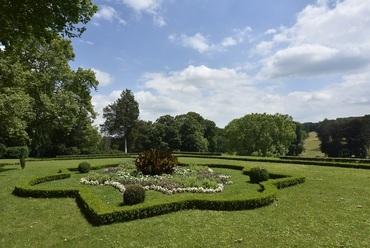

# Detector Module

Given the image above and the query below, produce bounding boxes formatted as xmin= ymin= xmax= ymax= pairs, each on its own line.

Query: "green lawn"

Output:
xmin=1 ymin=157 xmax=369 ymax=247
xmin=301 ymin=132 xmax=325 ymax=157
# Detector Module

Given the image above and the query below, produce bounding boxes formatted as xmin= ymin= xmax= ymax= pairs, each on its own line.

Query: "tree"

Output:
xmin=0 ymin=88 xmax=34 ymax=146
xmin=101 ymin=89 xmax=140 ymax=153
xmin=287 ymin=122 xmax=307 ymax=156
xmin=317 ymin=115 xmax=370 ymax=158
xmin=224 ymin=113 xmax=297 ymax=156
xmin=0 ymin=35 xmax=100 ymax=156
xmin=175 ymin=113 xmax=208 ymax=152
xmin=147 ymin=115 xmax=181 ymax=150
xmin=0 ymin=0 xmax=97 ymax=48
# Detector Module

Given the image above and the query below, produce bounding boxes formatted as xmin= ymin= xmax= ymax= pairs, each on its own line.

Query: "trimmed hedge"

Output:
xmin=179 ymin=155 xmax=370 ymax=170
xmin=13 ymin=163 xmax=305 ymax=226
xmin=12 ymin=168 xmax=79 ymax=198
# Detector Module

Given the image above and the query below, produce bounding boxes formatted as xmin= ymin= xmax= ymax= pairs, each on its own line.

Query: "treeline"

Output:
xmin=100 ymin=111 xmax=306 ymax=157
xmin=316 ymin=115 xmax=370 ymax=158
xmin=97 ymin=90 xmax=306 ymax=157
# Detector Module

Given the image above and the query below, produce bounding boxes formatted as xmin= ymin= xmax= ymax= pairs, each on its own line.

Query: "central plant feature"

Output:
xmin=135 ymin=148 xmax=178 ymax=175
xmin=80 ymin=162 xmax=232 ymax=195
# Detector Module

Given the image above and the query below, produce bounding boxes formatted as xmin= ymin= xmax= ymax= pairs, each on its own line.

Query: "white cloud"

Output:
xmin=264 ymin=29 xmax=277 ymax=35
xmin=171 ymin=27 xmax=251 ymax=53
xmin=256 ymin=0 xmax=370 ymax=79
xmin=221 ymin=37 xmax=237 ymax=47
xmin=122 ymin=0 xmax=166 ymax=26
xmin=94 ymin=5 xmax=126 ymax=24
xmin=91 ymin=64 xmax=370 ymax=128
xmin=133 ymin=65 xmax=276 ymax=127
xmin=92 ymin=91 xmax=122 ymax=126
xmin=91 ymin=68 xmax=114 ymax=87
xmin=180 ymin=33 xmax=211 ymax=53
xmin=284 ymin=68 xmax=370 ymax=122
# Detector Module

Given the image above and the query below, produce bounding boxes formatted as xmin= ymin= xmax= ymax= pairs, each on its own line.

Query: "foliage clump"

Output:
xmin=249 ymin=167 xmax=269 ymax=184
xmin=135 ymin=148 xmax=178 ymax=175
xmin=19 ymin=147 xmax=28 ymax=170
xmin=123 ymin=184 xmax=146 ymax=206
xmin=78 ymin=162 xmax=91 ymax=173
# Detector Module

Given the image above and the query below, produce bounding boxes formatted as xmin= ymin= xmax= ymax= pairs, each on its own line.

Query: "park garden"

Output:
xmin=1 ymin=145 xmax=370 ymax=247
xmin=1 ymin=1 xmax=370 ymax=247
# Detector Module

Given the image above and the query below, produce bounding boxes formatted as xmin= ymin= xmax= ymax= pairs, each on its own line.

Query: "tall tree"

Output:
xmin=148 ymin=115 xmax=181 ymax=150
xmin=0 ymin=0 xmax=97 ymax=48
xmin=317 ymin=115 xmax=370 ymax=158
xmin=0 ymin=35 xmax=100 ymax=156
xmin=224 ymin=113 xmax=297 ymax=156
xmin=175 ymin=113 xmax=208 ymax=152
xmin=101 ymin=89 xmax=140 ymax=153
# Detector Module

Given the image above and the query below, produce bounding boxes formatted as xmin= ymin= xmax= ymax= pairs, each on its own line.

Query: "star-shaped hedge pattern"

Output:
xmin=13 ymin=164 xmax=305 ymax=226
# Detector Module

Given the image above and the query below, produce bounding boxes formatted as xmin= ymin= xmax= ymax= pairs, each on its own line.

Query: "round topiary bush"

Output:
xmin=78 ymin=162 xmax=91 ymax=173
xmin=249 ymin=167 xmax=269 ymax=184
xmin=123 ymin=184 xmax=146 ymax=206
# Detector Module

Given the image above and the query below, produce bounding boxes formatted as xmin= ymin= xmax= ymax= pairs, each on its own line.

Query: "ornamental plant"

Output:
xmin=78 ymin=162 xmax=91 ymax=173
xmin=123 ymin=184 xmax=146 ymax=205
xmin=135 ymin=148 xmax=178 ymax=176
xmin=249 ymin=167 xmax=269 ymax=184
xmin=19 ymin=147 xmax=28 ymax=170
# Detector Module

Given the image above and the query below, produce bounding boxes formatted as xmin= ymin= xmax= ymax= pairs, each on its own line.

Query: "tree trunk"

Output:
xmin=124 ymin=137 xmax=127 ymax=153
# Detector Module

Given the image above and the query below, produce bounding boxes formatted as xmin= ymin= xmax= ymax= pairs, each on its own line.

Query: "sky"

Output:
xmin=70 ymin=0 xmax=370 ymax=128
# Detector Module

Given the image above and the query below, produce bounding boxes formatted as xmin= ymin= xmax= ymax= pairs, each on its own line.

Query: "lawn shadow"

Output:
xmin=0 ymin=167 xmax=19 ymax=174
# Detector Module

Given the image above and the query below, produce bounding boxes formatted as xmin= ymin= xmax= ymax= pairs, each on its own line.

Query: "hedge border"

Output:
xmin=13 ymin=163 xmax=305 ymax=226
xmin=179 ymin=155 xmax=370 ymax=170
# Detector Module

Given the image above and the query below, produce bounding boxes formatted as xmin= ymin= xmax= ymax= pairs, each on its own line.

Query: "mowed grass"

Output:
xmin=1 ymin=157 xmax=370 ymax=247
xmin=301 ymin=131 xmax=325 ymax=157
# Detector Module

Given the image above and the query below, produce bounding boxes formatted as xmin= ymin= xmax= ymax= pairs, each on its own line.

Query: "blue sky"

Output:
xmin=70 ymin=0 xmax=370 ymax=128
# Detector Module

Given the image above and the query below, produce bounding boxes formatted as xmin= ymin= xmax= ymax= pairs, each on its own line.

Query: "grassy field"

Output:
xmin=300 ymin=132 xmax=325 ymax=157
xmin=1 ymin=157 xmax=369 ymax=247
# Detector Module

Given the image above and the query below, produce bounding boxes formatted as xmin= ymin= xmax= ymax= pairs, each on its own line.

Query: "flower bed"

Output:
xmin=80 ymin=163 xmax=233 ymax=194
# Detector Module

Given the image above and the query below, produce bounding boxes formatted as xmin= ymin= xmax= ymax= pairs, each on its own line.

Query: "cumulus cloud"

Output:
xmin=221 ymin=37 xmax=237 ymax=47
xmin=122 ymin=0 xmax=166 ymax=26
xmin=284 ymin=68 xmax=370 ymax=122
xmin=92 ymin=65 xmax=370 ymax=127
xmin=91 ymin=68 xmax=114 ymax=87
xmin=92 ymin=91 xmax=122 ymax=126
xmin=171 ymin=27 xmax=252 ymax=53
xmin=90 ymin=0 xmax=370 ymax=127
xmin=256 ymin=0 xmax=370 ymax=79
xmin=94 ymin=5 xmax=126 ymax=25
xmin=132 ymin=65 xmax=283 ymax=127
xmin=179 ymin=33 xmax=211 ymax=53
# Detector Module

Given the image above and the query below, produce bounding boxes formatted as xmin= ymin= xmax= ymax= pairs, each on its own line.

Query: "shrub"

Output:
xmin=3 ymin=146 xmax=29 ymax=159
xmin=135 ymin=148 xmax=178 ymax=175
xmin=0 ymin=144 xmax=6 ymax=158
xmin=123 ymin=184 xmax=146 ymax=206
xmin=249 ymin=167 xmax=269 ymax=184
xmin=78 ymin=162 xmax=91 ymax=173
xmin=20 ymin=147 xmax=28 ymax=170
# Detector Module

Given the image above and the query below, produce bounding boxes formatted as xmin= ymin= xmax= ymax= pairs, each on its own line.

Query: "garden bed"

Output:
xmin=13 ymin=163 xmax=305 ymax=225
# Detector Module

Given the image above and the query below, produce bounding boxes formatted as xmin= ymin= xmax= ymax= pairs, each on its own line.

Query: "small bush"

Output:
xmin=0 ymin=144 xmax=6 ymax=158
xmin=78 ymin=162 xmax=91 ymax=173
xmin=123 ymin=184 xmax=146 ymax=206
xmin=135 ymin=148 xmax=178 ymax=175
xmin=249 ymin=167 xmax=269 ymax=184
xmin=3 ymin=146 xmax=29 ymax=159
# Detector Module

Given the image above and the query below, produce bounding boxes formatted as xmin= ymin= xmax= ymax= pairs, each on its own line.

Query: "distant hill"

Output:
xmin=300 ymin=132 xmax=325 ymax=157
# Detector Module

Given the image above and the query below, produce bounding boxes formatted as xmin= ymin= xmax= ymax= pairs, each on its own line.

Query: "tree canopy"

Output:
xmin=224 ymin=113 xmax=297 ymax=156
xmin=0 ymin=35 xmax=100 ymax=156
xmin=317 ymin=115 xmax=370 ymax=158
xmin=101 ymin=89 xmax=140 ymax=153
xmin=0 ymin=0 xmax=97 ymax=48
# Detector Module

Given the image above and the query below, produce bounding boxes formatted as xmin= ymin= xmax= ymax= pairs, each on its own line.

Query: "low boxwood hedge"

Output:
xmin=13 ymin=163 xmax=305 ymax=226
